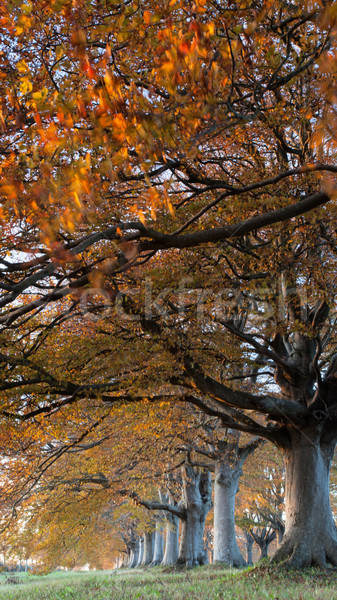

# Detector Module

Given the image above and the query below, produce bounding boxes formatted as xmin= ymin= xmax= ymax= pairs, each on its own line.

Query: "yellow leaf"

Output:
xmin=138 ymin=210 xmax=146 ymax=225
xmin=205 ymin=23 xmax=215 ymax=36
xmin=112 ymin=113 xmax=127 ymax=132
xmin=161 ymin=61 xmax=175 ymax=75
xmin=167 ymin=200 xmax=175 ymax=217
xmin=20 ymin=78 xmax=33 ymax=94
xmin=73 ymin=192 xmax=81 ymax=208
xmin=17 ymin=60 xmax=29 ymax=74
xmin=66 ymin=219 xmax=75 ymax=233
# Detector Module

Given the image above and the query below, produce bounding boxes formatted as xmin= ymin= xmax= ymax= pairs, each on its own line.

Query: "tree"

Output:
xmin=1 ymin=0 xmax=337 ymax=569
xmin=178 ymin=425 xmax=262 ymax=566
xmin=176 ymin=462 xmax=212 ymax=567
xmin=132 ymin=460 xmax=213 ymax=567
xmin=212 ymin=433 xmax=260 ymax=566
xmin=250 ymin=525 xmax=277 ymax=561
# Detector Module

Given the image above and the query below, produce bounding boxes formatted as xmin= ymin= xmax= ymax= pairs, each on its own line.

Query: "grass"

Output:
xmin=0 ymin=564 xmax=336 ymax=600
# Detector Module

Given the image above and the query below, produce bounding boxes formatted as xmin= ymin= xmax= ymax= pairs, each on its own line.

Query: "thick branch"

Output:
xmin=140 ymin=190 xmax=330 ymax=251
xmin=130 ymin=493 xmax=186 ymax=520
xmin=183 ymin=356 xmax=307 ymax=423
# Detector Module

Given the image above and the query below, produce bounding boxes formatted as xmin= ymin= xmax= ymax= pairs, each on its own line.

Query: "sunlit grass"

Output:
xmin=0 ymin=564 xmax=336 ymax=600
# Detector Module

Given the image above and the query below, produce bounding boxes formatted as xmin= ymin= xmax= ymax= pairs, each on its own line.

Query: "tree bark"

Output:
xmin=142 ymin=531 xmax=155 ymax=566
xmin=128 ymin=538 xmax=140 ymax=568
xmin=152 ymin=521 xmax=164 ymax=565
xmin=213 ymin=461 xmax=246 ymax=566
xmin=157 ymin=488 xmax=180 ymax=566
xmin=177 ymin=464 xmax=212 ymax=567
xmin=162 ymin=513 xmax=180 ymax=565
xmin=273 ymin=430 xmax=337 ymax=567
xmin=136 ymin=538 xmax=144 ymax=567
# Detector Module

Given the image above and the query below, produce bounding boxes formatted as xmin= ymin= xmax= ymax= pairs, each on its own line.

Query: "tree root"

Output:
xmin=272 ymin=533 xmax=337 ymax=568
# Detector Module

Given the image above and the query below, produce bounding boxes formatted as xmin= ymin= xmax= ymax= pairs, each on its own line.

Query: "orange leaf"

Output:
xmin=143 ymin=10 xmax=151 ymax=25
xmin=178 ymin=41 xmax=190 ymax=56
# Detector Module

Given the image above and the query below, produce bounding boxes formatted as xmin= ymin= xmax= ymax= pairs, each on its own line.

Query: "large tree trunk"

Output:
xmin=178 ymin=510 xmax=206 ymax=567
xmin=273 ymin=431 xmax=337 ymax=567
xmin=136 ymin=538 xmax=144 ymax=567
xmin=128 ymin=539 xmax=140 ymax=568
xmin=162 ymin=514 xmax=180 ymax=565
xmin=213 ymin=461 xmax=246 ymax=566
xmin=142 ymin=531 xmax=155 ymax=566
xmin=152 ymin=521 xmax=164 ymax=565
xmin=159 ymin=488 xmax=180 ymax=565
xmin=177 ymin=465 xmax=212 ymax=567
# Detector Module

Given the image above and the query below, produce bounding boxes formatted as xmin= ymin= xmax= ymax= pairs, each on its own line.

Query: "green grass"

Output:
xmin=0 ymin=564 xmax=336 ymax=600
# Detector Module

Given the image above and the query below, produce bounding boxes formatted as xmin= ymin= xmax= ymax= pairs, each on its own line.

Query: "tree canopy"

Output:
xmin=1 ymin=0 xmax=336 ymax=329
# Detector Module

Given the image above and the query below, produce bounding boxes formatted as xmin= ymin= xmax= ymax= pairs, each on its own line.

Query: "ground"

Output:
xmin=0 ymin=564 xmax=336 ymax=600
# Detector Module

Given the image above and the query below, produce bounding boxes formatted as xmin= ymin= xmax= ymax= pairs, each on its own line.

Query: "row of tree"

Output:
xmin=3 ymin=396 xmax=335 ymax=571
xmin=0 ymin=401 xmax=288 ymax=570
